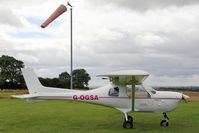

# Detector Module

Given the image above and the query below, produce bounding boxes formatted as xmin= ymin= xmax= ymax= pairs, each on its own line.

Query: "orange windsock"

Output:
xmin=41 ymin=4 xmax=67 ymax=28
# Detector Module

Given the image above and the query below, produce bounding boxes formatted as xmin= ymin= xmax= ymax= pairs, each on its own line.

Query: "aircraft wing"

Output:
xmin=97 ymin=70 xmax=149 ymax=84
xmin=12 ymin=94 xmax=39 ymax=99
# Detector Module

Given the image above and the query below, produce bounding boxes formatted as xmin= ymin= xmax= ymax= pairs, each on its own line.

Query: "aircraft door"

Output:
xmin=127 ymin=85 xmax=152 ymax=111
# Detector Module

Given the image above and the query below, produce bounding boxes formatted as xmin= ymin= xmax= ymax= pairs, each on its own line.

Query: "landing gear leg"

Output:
xmin=160 ymin=112 xmax=169 ymax=127
xmin=123 ymin=113 xmax=133 ymax=129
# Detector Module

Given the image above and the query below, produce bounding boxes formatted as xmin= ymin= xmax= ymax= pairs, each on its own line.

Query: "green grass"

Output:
xmin=0 ymin=99 xmax=199 ymax=133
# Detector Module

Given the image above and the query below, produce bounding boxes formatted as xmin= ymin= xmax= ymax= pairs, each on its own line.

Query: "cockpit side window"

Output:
xmin=127 ymin=85 xmax=151 ymax=98
xmin=135 ymin=85 xmax=151 ymax=97
xmin=108 ymin=87 xmax=119 ymax=96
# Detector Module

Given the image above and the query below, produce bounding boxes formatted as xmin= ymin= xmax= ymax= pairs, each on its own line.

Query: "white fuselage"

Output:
xmin=33 ymin=84 xmax=183 ymax=114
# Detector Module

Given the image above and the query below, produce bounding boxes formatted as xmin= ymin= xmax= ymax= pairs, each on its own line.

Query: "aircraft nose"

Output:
xmin=182 ymin=94 xmax=190 ymax=99
xmin=181 ymin=93 xmax=190 ymax=103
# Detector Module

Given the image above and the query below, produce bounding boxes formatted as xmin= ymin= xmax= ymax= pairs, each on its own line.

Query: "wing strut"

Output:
xmin=131 ymin=77 xmax=136 ymax=112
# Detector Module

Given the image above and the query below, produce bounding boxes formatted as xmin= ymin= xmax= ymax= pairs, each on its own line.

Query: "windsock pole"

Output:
xmin=70 ymin=7 xmax=73 ymax=89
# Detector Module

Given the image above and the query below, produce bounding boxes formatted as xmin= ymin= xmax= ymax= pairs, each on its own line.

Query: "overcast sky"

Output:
xmin=1 ymin=0 xmax=199 ymax=87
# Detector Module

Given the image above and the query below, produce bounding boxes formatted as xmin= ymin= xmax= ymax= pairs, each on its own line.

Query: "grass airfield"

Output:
xmin=0 ymin=98 xmax=199 ymax=133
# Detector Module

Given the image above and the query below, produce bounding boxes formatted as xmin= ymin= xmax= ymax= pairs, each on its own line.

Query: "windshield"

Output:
xmin=142 ymin=84 xmax=156 ymax=94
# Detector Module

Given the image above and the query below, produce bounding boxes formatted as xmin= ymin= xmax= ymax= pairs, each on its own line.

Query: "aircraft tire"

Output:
xmin=124 ymin=116 xmax=133 ymax=122
xmin=160 ymin=120 xmax=169 ymax=127
xmin=128 ymin=116 xmax=133 ymax=122
xmin=123 ymin=121 xmax=133 ymax=129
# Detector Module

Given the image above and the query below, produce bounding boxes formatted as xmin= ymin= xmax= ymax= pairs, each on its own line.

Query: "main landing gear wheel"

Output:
xmin=128 ymin=116 xmax=133 ymax=122
xmin=123 ymin=121 xmax=133 ymax=129
xmin=160 ymin=112 xmax=169 ymax=127
xmin=124 ymin=116 xmax=133 ymax=122
xmin=123 ymin=114 xmax=133 ymax=129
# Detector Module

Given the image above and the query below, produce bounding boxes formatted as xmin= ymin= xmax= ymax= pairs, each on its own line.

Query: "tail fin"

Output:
xmin=22 ymin=68 xmax=44 ymax=94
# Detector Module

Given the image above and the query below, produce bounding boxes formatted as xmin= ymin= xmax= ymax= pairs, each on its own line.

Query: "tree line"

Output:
xmin=0 ymin=55 xmax=91 ymax=89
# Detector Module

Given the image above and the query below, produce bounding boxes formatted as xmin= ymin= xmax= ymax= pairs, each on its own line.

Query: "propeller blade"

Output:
xmin=182 ymin=94 xmax=190 ymax=103
xmin=41 ymin=4 xmax=67 ymax=28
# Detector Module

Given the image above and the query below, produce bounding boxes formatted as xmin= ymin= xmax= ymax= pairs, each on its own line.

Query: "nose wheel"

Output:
xmin=123 ymin=113 xmax=133 ymax=129
xmin=160 ymin=112 xmax=169 ymax=127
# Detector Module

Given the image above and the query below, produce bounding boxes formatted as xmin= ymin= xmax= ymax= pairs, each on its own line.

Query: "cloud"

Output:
xmin=1 ymin=0 xmax=199 ymax=87
xmin=0 ymin=7 xmax=23 ymax=27
xmin=88 ymin=0 xmax=199 ymax=11
xmin=145 ymin=74 xmax=199 ymax=86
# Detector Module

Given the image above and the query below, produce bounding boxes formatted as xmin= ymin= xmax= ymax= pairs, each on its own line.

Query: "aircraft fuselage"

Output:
xmin=34 ymin=84 xmax=183 ymax=114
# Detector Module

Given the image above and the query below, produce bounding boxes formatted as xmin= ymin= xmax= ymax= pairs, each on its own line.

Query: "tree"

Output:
xmin=59 ymin=72 xmax=70 ymax=88
xmin=0 ymin=75 xmax=3 ymax=90
xmin=0 ymin=55 xmax=25 ymax=89
xmin=59 ymin=72 xmax=70 ymax=81
xmin=39 ymin=69 xmax=91 ymax=89
xmin=39 ymin=72 xmax=70 ymax=89
xmin=72 ymin=69 xmax=91 ymax=89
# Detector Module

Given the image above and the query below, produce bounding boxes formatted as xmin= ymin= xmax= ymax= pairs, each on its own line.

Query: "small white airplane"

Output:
xmin=12 ymin=68 xmax=190 ymax=129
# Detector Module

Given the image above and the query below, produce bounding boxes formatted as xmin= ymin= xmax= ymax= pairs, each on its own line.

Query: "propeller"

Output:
xmin=181 ymin=94 xmax=190 ymax=103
